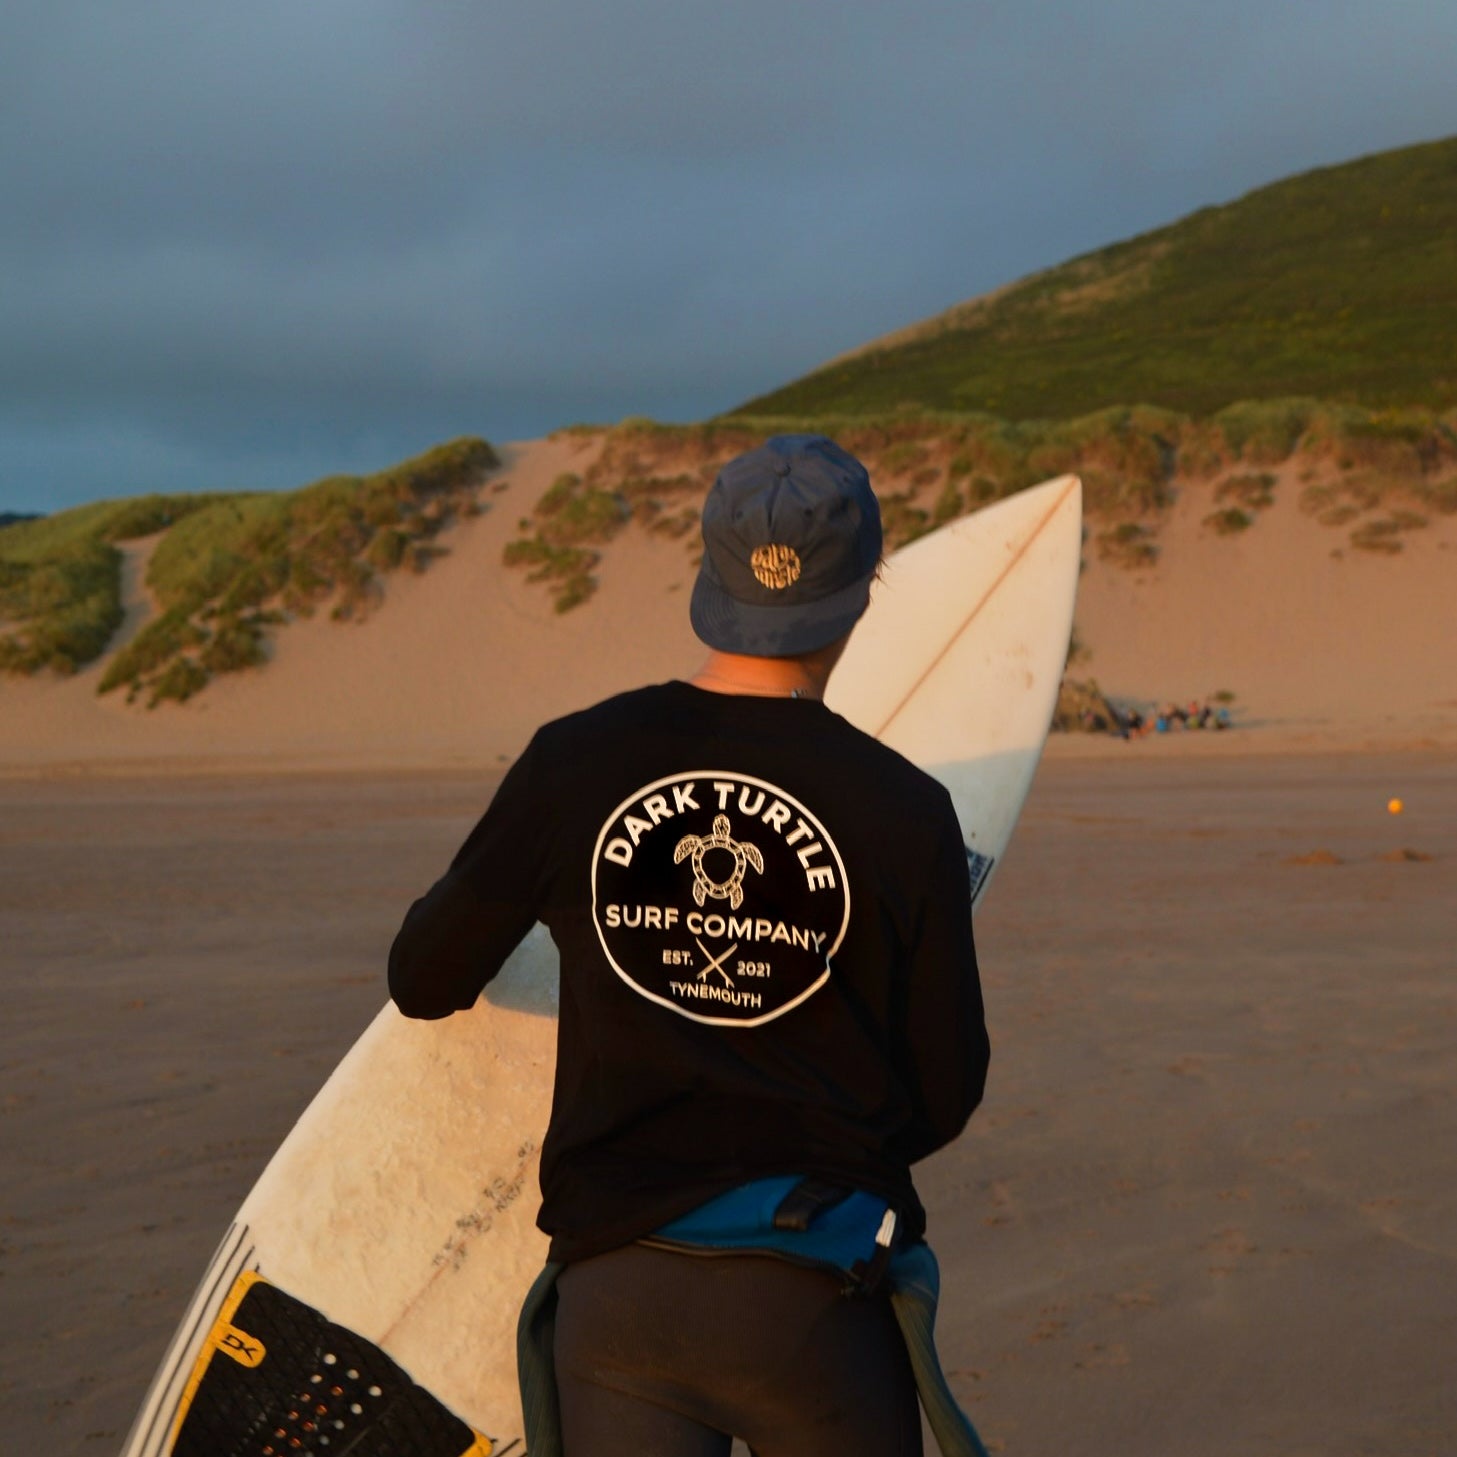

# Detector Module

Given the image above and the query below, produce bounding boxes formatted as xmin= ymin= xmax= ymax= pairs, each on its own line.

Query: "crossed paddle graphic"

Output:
xmin=695 ymin=938 xmax=738 ymax=988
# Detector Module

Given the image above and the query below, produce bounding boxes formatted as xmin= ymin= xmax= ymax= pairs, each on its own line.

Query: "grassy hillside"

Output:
xmin=0 ymin=438 xmax=497 ymax=703
xmin=733 ymin=136 xmax=1457 ymax=421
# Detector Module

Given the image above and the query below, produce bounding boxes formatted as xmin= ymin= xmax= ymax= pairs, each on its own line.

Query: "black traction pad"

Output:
xmin=172 ymin=1271 xmax=494 ymax=1456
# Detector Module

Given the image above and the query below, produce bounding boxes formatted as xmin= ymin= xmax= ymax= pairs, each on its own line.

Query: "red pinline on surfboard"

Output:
xmin=871 ymin=475 xmax=1080 ymax=741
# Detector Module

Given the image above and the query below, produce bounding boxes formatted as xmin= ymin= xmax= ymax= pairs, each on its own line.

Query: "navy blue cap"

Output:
xmin=690 ymin=435 xmax=882 ymax=657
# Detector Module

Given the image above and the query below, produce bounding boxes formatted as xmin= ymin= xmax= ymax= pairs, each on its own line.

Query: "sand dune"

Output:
xmin=2 ymin=440 xmax=1454 ymax=775
xmin=1072 ymin=462 xmax=1457 ymax=748
xmin=0 ymin=438 xmax=704 ymax=775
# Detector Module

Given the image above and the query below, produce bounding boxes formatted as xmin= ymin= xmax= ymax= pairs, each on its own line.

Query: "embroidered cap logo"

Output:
xmin=750 ymin=544 xmax=801 ymax=590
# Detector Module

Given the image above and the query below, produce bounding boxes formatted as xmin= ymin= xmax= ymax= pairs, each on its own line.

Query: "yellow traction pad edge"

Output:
xmin=170 ymin=1269 xmax=496 ymax=1456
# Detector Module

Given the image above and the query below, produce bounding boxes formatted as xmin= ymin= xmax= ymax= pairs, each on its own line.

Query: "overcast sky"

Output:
xmin=4 ymin=1 xmax=1454 ymax=514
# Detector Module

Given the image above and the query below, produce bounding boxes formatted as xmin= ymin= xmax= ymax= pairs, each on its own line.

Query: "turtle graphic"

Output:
xmin=673 ymin=814 xmax=764 ymax=909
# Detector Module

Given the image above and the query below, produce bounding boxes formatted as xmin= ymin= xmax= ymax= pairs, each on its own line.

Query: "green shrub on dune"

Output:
xmin=1211 ymin=399 xmax=1321 ymax=465
xmin=1203 ymin=507 xmax=1254 ymax=536
xmin=1096 ymin=520 xmax=1159 ymax=567
xmin=201 ymin=614 xmax=273 ymax=674
xmin=147 ymin=656 xmax=210 ymax=706
xmin=500 ymin=470 xmax=632 ymax=611
xmin=510 ymin=397 xmax=1456 ymax=606
xmin=877 ymin=493 xmax=932 ymax=549
xmin=0 ymin=538 xmax=124 ymax=675
xmin=502 ymin=538 xmax=603 ymax=613
xmin=145 ymin=493 xmax=291 ymax=617
xmin=1216 ymin=473 xmax=1277 ymax=511
xmin=0 ymin=494 xmax=216 ymax=677
xmin=97 ymin=607 xmax=207 ymax=695
xmin=1024 ymin=406 xmax=1179 ymax=517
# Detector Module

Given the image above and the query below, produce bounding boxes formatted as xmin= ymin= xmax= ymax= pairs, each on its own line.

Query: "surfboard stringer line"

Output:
xmin=873 ymin=474 xmax=1080 ymax=741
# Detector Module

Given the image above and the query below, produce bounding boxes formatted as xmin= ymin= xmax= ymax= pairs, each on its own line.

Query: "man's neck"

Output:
xmin=690 ymin=642 xmax=845 ymax=701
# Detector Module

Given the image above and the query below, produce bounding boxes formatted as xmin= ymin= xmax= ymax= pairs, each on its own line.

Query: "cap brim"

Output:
xmin=690 ymin=564 xmax=874 ymax=657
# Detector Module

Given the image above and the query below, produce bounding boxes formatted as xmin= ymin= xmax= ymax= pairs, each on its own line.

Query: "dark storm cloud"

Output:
xmin=3 ymin=0 xmax=1455 ymax=510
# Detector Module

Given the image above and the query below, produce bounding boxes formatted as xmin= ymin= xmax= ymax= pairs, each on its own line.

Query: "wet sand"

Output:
xmin=3 ymin=752 xmax=1454 ymax=1454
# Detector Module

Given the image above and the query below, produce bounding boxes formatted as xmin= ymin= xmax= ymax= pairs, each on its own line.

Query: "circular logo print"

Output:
xmin=591 ymin=771 xmax=849 ymax=1026
xmin=750 ymin=544 xmax=802 ymax=590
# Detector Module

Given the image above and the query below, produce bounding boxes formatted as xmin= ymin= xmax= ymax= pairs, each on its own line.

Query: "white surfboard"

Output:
xmin=120 ymin=474 xmax=1081 ymax=1457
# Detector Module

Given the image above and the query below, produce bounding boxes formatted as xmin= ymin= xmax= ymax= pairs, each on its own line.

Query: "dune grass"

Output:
xmin=513 ymin=399 xmax=1456 ymax=608
xmin=1203 ymin=507 xmax=1254 ymax=536
xmin=104 ymin=436 xmax=497 ymax=703
xmin=0 ymin=494 xmax=220 ymax=676
xmin=0 ymin=437 xmax=497 ymax=704
xmin=0 ymin=538 xmax=125 ymax=676
xmin=1347 ymin=511 xmax=1430 ymax=555
xmin=503 ymin=433 xmax=723 ymax=608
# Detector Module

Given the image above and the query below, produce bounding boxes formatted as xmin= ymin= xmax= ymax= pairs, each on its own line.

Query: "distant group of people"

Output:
xmin=1121 ymin=700 xmax=1233 ymax=736
xmin=1064 ymin=697 xmax=1235 ymax=738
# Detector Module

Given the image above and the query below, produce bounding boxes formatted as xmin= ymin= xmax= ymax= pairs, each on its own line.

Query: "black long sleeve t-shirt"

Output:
xmin=389 ymin=681 xmax=988 ymax=1262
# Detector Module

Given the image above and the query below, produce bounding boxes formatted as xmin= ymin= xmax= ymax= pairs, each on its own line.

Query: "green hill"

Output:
xmin=733 ymin=136 xmax=1457 ymax=421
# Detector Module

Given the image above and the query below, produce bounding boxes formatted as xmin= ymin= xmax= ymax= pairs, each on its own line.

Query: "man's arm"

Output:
xmin=388 ymin=741 xmax=547 ymax=1019
xmin=895 ymin=801 xmax=990 ymax=1164
xmin=388 ymin=873 xmax=536 ymax=1018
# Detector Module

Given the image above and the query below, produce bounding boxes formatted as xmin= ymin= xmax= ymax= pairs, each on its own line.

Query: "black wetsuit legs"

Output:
xmin=553 ymin=1243 xmax=922 ymax=1457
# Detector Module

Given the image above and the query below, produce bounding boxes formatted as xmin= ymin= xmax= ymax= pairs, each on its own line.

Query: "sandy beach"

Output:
xmin=2 ymin=750 xmax=1453 ymax=1455
xmin=2 ymin=437 xmax=1455 ymax=1453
